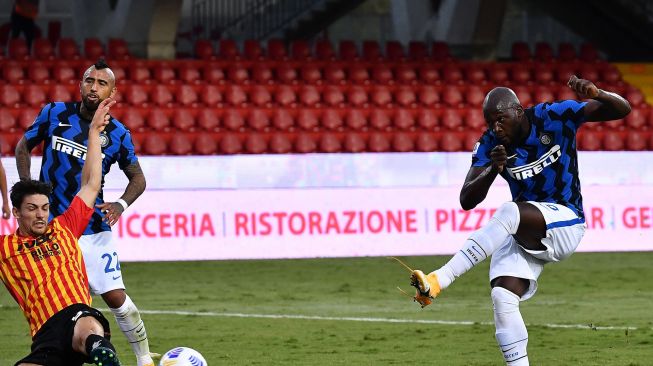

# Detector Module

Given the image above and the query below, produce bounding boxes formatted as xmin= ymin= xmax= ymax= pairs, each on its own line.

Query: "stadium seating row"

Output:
xmin=0 ymin=59 xmax=623 ymax=87
xmin=2 ymin=37 xmax=130 ymax=61
xmin=1 ymin=83 xmax=643 ymax=109
xmin=511 ymin=42 xmax=601 ymax=62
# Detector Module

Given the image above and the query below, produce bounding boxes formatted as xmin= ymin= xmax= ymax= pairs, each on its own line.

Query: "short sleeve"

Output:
xmin=471 ymin=133 xmax=495 ymax=167
xmin=117 ymin=129 xmax=138 ymax=170
xmin=24 ymin=103 xmax=53 ymax=150
xmin=55 ymin=196 xmax=94 ymax=238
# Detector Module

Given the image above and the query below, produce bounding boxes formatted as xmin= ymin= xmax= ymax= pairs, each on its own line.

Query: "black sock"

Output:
xmin=85 ymin=334 xmax=116 ymax=355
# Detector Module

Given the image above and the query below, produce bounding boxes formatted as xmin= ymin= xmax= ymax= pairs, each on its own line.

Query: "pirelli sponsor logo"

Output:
xmin=507 ymin=145 xmax=561 ymax=180
xmin=52 ymin=136 xmax=105 ymax=160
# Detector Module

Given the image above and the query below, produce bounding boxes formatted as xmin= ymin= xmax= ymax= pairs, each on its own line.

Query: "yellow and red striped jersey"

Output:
xmin=0 ymin=196 xmax=94 ymax=337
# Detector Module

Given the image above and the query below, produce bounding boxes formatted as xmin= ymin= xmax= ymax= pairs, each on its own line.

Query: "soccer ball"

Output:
xmin=159 ymin=347 xmax=207 ymax=366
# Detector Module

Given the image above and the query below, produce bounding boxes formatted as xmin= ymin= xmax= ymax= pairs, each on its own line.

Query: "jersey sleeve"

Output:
xmin=471 ymin=132 xmax=494 ymax=167
xmin=544 ymin=100 xmax=587 ymax=129
xmin=55 ymin=196 xmax=94 ymax=238
xmin=23 ymin=103 xmax=54 ymax=150
xmin=117 ymin=129 xmax=138 ymax=170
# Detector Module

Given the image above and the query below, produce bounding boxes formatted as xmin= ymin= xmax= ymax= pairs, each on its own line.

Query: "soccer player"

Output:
xmin=14 ymin=60 xmax=155 ymax=366
xmin=1 ymin=98 xmax=121 ymax=366
xmin=0 ymin=158 xmax=10 ymax=219
xmin=409 ymin=75 xmax=631 ymax=365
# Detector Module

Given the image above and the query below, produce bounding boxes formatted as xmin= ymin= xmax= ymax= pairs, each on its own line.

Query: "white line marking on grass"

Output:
xmin=99 ymin=308 xmax=637 ymax=331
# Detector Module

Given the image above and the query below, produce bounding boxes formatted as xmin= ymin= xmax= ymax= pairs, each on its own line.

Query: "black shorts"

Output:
xmin=15 ymin=303 xmax=111 ymax=366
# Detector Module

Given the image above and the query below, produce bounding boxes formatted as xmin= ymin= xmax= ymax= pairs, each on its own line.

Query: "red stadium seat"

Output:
xmin=442 ymin=65 xmax=463 ymax=85
xmin=129 ymin=64 xmax=152 ymax=83
xmin=442 ymin=87 xmax=464 ymax=108
xmin=415 ymin=132 xmax=438 ymax=151
xmin=533 ymin=64 xmax=554 ymax=84
xmin=142 ymin=134 xmax=168 ymax=155
xmin=269 ymin=133 xmax=293 ymax=153
xmin=272 ymin=109 xmax=295 ymax=131
xmin=169 ymin=133 xmax=194 ymax=155
xmin=219 ymin=40 xmax=240 ymax=59
xmin=511 ymin=42 xmax=531 ymax=61
xmin=250 ymin=85 xmax=273 ymax=107
xmin=601 ymin=67 xmax=621 ymax=84
xmin=84 ymin=38 xmax=105 ymax=60
xmin=440 ymin=131 xmax=464 ymax=152
xmin=154 ymin=63 xmax=176 ymax=84
xmin=408 ymin=41 xmax=428 ymax=60
xmin=345 ymin=109 xmax=368 ymax=131
xmin=578 ymin=65 xmax=599 ymax=82
xmin=244 ymin=133 xmax=268 ymax=154
xmin=440 ymin=109 xmax=464 ymax=131
xmin=0 ymin=85 xmax=22 ymax=107
xmin=201 ymin=84 xmax=223 ymax=106
xmin=52 ymin=63 xmax=77 ymax=84
xmin=300 ymin=64 xmax=322 ymax=84
xmin=625 ymin=130 xmax=648 ymax=151
xmin=277 ymin=64 xmax=299 ymax=84
xmin=321 ymin=109 xmax=344 ymax=130
xmin=196 ymin=109 xmax=220 ymax=131
xmin=513 ymin=86 xmax=533 ymax=107
xmin=275 ymin=85 xmax=297 ymax=107
xmin=395 ymin=87 xmax=417 ymax=108
xmin=369 ymin=109 xmax=391 ymax=131
xmin=418 ymin=86 xmax=440 ymax=107
xmin=510 ymin=65 xmax=531 ymax=84
xmin=324 ymin=64 xmax=346 ymax=84
xmin=172 ymin=108 xmax=196 ymax=131
xmin=488 ymin=65 xmax=509 ymax=84
xmin=33 ymin=38 xmax=55 ymax=59
xmin=343 ymin=132 xmax=366 ymax=152
xmin=8 ymin=38 xmax=29 ymax=59
xmin=28 ymin=63 xmax=50 ymax=83
xmin=362 ymin=40 xmax=382 ymax=61
xmin=295 ymin=133 xmax=317 ymax=153
xmin=3 ymin=62 xmax=25 ymax=84
xmin=534 ymin=42 xmax=554 ymax=62
xmin=431 ymin=42 xmax=451 ymax=60
xmin=368 ymin=132 xmax=390 ymax=152
xmin=417 ymin=109 xmax=439 ymax=130
xmin=579 ymin=43 xmax=600 ymax=62
xmin=577 ymin=130 xmax=602 ymax=151
xmin=347 ymin=86 xmax=369 ymax=107
xmin=394 ymin=109 xmax=416 ymax=130
xmin=386 ymin=41 xmax=405 ymax=61
xmin=465 ymin=65 xmax=486 ymax=84
xmin=147 ymin=109 xmax=171 ymax=130
xmin=395 ymin=65 xmax=417 ymax=85
xmin=251 ymin=64 xmax=273 ymax=84
xmin=291 ymin=40 xmax=311 ymax=60
xmin=322 ymin=86 xmax=345 ymax=107
xmin=23 ymin=85 xmax=47 ymax=107
xmin=315 ymin=40 xmax=335 ymax=60
xmin=372 ymin=64 xmax=393 ymax=85
xmin=392 ymin=132 xmax=415 ymax=152
xmin=18 ymin=108 xmax=38 ymax=130
xmin=370 ymin=85 xmax=393 ymax=107
xmin=222 ymin=109 xmax=245 ymax=131
xmin=194 ymin=39 xmax=214 ymax=60
xmin=267 ymin=39 xmax=287 ymax=60
xmin=339 ymin=40 xmax=358 ymax=60
xmin=533 ymin=87 xmax=555 ymax=104
xmin=108 ymin=38 xmax=131 ymax=59
xmin=319 ymin=133 xmax=342 ymax=153
xmin=121 ymin=108 xmax=146 ymax=131
xmin=243 ymin=40 xmax=263 ymax=60
xmin=150 ymin=85 xmax=174 ymax=107
xmin=556 ymin=86 xmax=577 ymax=101
xmin=603 ymin=118 xmax=624 ymax=130
xmin=175 ymin=85 xmax=199 ymax=107
xmin=220 ymin=133 xmax=243 ymax=154
xmin=247 ymin=109 xmax=271 ymax=131
xmin=0 ymin=108 xmax=17 ymax=132
xmin=557 ymin=42 xmax=576 ymax=61
xmin=202 ymin=63 xmax=226 ymax=84
xmin=178 ymin=64 xmax=201 ymax=84
xmin=58 ymin=38 xmax=81 ymax=59
xmin=625 ymin=107 xmax=648 ymax=130
xmin=603 ymin=131 xmax=624 ymax=151
xmin=49 ymin=84 xmax=73 ymax=102
xmin=465 ymin=86 xmax=486 ymax=107
xmin=227 ymin=64 xmax=249 ymax=84
xmin=464 ymin=131 xmax=481 ymax=151
xmin=348 ymin=64 xmax=370 ymax=85
xmin=224 ymin=85 xmax=248 ymax=106
xmin=465 ymin=109 xmax=486 ymax=131
xmin=625 ymin=88 xmax=645 ymax=107
xmin=194 ymin=133 xmax=219 ymax=155
xmin=298 ymin=85 xmax=320 ymax=107
xmin=297 ymin=109 xmax=319 ymax=131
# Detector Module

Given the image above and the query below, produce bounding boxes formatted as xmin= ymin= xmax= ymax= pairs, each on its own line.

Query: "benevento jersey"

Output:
xmin=24 ymin=102 xmax=138 ymax=235
xmin=0 ymin=197 xmax=93 ymax=337
xmin=471 ymin=100 xmax=587 ymax=220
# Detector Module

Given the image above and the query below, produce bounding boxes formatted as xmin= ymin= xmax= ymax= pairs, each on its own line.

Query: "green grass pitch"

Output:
xmin=1 ymin=252 xmax=652 ymax=365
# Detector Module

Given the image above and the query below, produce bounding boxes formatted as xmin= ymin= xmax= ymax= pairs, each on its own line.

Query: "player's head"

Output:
xmin=10 ymin=180 xmax=53 ymax=236
xmin=80 ymin=58 xmax=117 ymax=113
xmin=483 ymin=87 xmax=526 ymax=146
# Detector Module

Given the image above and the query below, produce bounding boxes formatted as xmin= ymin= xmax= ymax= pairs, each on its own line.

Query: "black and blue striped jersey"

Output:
xmin=24 ymin=101 xmax=138 ymax=234
xmin=471 ymin=100 xmax=587 ymax=220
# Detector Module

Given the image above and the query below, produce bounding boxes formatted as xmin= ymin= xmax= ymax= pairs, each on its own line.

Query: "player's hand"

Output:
xmin=96 ymin=201 xmax=124 ymax=226
xmin=1 ymin=202 xmax=9 ymax=219
xmin=567 ymin=75 xmax=600 ymax=99
xmin=91 ymin=97 xmax=116 ymax=132
xmin=490 ymin=145 xmax=508 ymax=173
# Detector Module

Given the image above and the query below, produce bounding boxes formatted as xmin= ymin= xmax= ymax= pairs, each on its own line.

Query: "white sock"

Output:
xmin=110 ymin=295 xmax=153 ymax=365
xmin=492 ymin=287 xmax=529 ymax=365
xmin=435 ymin=202 xmax=520 ymax=289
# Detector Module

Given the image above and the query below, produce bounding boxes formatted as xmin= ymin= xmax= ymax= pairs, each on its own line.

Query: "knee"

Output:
xmin=102 ymin=289 xmax=127 ymax=308
xmin=492 ymin=202 xmax=520 ymax=235
xmin=491 ymin=286 xmax=520 ymax=314
xmin=72 ymin=316 xmax=105 ymax=353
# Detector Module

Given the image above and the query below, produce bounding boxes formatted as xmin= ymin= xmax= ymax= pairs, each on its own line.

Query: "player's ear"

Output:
xmin=12 ymin=206 xmax=20 ymax=219
xmin=110 ymin=86 xmax=117 ymax=99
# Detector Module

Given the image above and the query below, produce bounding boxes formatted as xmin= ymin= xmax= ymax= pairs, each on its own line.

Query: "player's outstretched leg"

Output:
xmin=107 ymin=292 xmax=155 ymax=366
xmin=412 ymin=202 xmax=520 ymax=306
xmin=492 ymin=287 xmax=529 ymax=365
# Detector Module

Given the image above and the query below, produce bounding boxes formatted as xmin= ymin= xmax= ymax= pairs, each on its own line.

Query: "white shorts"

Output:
xmin=79 ymin=231 xmax=126 ymax=295
xmin=489 ymin=202 xmax=586 ymax=301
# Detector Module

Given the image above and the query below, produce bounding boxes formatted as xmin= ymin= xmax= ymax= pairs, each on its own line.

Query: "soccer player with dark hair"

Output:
xmin=15 ymin=59 xmax=156 ymax=366
xmin=1 ymin=98 xmax=122 ymax=366
xmin=408 ymin=75 xmax=631 ymax=365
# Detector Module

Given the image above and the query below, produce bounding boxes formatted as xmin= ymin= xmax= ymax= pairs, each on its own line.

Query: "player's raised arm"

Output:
xmin=567 ymin=75 xmax=631 ymax=122
xmin=77 ymin=98 xmax=115 ymax=208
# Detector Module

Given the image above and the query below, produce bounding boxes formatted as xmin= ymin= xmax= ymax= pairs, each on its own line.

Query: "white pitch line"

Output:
xmin=99 ymin=308 xmax=637 ymax=331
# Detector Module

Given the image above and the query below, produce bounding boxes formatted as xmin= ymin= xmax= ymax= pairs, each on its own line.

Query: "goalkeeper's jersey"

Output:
xmin=24 ymin=101 xmax=138 ymax=235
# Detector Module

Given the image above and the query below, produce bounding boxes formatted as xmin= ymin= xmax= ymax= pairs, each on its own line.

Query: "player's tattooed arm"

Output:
xmin=460 ymin=146 xmax=505 ymax=210
xmin=15 ymin=137 xmax=33 ymax=181
xmin=96 ymin=161 xmax=146 ymax=226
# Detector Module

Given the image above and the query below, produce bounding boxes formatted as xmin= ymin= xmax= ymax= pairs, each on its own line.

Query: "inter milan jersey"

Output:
xmin=24 ymin=102 xmax=138 ymax=235
xmin=471 ymin=100 xmax=587 ymax=220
